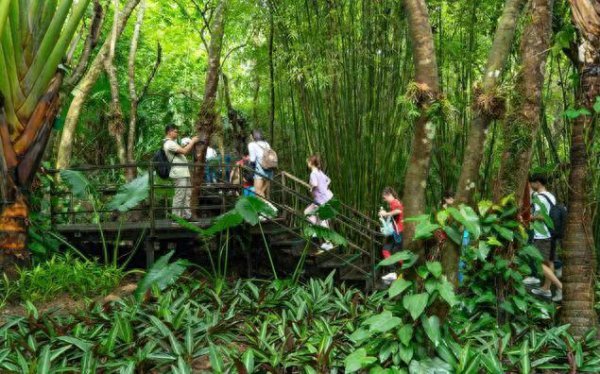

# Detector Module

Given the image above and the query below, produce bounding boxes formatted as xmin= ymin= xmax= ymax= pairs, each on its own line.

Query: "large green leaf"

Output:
xmin=134 ymin=251 xmax=189 ymax=301
xmin=426 ymin=262 xmax=442 ymax=278
xmin=364 ymin=311 xmax=402 ymax=333
xmin=235 ymin=196 xmax=276 ymax=225
xmin=314 ymin=198 xmax=341 ymax=220
xmin=60 ymin=170 xmax=92 ymax=199
xmin=389 ymin=278 xmax=412 ymax=298
xmin=106 ymin=174 xmax=149 ymax=212
xmin=379 ymin=250 xmax=417 ymax=267
xmin=344 ymin=348 xmax=376 ymax=373
xmin=303 ymin=224 xmax=347 ymax=246
xmin=422 ymin=315 xmax=441 ymax=347
xmin=403 ymin=293 xmax=429 ymax=320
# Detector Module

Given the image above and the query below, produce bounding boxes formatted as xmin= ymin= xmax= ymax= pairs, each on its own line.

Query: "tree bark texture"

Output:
xmin=191 ymin=0 xmax=227 ymax=213
xmin=223 ymin=73 xmax=248 ymax=157
xmin=104 ymin=0 xmax=127 ymax=168
xmin=55 ymin=0 xmax=142 ymax=170
xmin=560 ymin=0 xmax=600 ymax=339
xmin=494 ymin=0 xmax=554 ymax=203
xmin=126 ymin=0 xmax=148 ymax=181
xmin=66 ymin=0 xmax=105 ymax=89
xmin=401 ymin=0 xmax=440 ymax=251
xmin=0 ymin=74 xmax=63 ymax=272
xmin=455 ymin=0 xmax=526 ymax=204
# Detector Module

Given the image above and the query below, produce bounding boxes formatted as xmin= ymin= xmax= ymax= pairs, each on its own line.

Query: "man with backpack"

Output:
xmin=527 ymin=174 xmax=564 ymax=302
xmin=160 ymin=124 xmax=200 ymax=220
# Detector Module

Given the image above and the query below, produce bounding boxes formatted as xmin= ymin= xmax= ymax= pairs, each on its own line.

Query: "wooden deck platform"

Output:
xmin=56 ymin=219 xmax=214 ymax=241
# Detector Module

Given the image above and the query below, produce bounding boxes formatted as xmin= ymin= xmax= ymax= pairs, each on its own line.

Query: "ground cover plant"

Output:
xmin=1 ymin=195 xmax=599 ymax=373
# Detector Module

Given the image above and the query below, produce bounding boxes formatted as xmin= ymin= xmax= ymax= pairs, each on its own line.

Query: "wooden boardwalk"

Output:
xmin=49 ymin=164 xmax=384 ymax=288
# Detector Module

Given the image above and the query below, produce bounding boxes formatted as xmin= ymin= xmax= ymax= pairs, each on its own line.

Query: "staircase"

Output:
xmin=240 ymin=168 xmax=384 ymax=290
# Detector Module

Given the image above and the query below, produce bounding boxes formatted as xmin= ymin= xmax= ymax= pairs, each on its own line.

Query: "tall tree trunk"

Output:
xmin=104 ymin=0 xmax=127 ymax=167
xmin=455 ymin=0 xmax=526 ymax=204
xmin=0 ymin=1 xmax=90 ymax=275
xmin=440 ymin=0 xmax=527 ymax=286
xmin=561 ymin=0 xmax=600 ymax=339
xmin=401 ymin=0 xmax=440 ymax=251
xmin=1 ymin=73 xmax=64 ymax=274
xmin=223 ymin=73 xmax=248 ymax=157
xmin=494 ymin=0 xmax=554 ymax=202
xmin=191 ymin=0 xmax=227 ymax=214
xmin=55 ymin=0 xmax=142 ymax=170
xmin=65 ymin=0 xmax=105 ymax=89
xmin=126 ymin=0 xmax=162 ymax=182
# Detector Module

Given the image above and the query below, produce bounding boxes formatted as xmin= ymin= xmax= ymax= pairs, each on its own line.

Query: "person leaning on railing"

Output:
xmin=163 ymin=124 xmax=200 ymax=220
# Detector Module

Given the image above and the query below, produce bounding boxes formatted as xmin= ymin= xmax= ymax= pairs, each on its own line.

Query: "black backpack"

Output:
xmin=153 ymin=144 xmax=171 ymax=179
xmin=538 ymin=193 xmax=567 ymax=240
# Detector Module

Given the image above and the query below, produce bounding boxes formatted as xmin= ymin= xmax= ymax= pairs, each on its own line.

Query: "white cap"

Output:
xmin=181 ymin=137 xmax=192 ymax=146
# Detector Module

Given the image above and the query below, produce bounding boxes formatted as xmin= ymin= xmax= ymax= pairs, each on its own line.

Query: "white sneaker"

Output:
xmin=552 ymin=289 xmax=563 ymax=302
xmin=531 ymin=288 xmax=552 ymax=298
xmin=555 ymin=267 xmax=562 ymax=278
xmin=320 ymin=242 xmax=334 ymax=251
xmin=381 ymin=272 xmax=397 ymax=284
xmin=523 ymin=277 xmax=541 ymax=286
xmin=259 ymin=216 xmax=268 ymax=222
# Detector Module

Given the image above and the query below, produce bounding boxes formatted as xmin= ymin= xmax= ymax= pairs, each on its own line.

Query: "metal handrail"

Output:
xmin=240 ymin=165 xmax=382 ymax=238
xmin=279 ymin=171 xmax=382 ymax=228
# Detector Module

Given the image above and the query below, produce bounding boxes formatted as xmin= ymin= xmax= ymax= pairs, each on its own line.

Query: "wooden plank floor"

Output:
xmin=56 ymin=219 xmax=214 ymax=240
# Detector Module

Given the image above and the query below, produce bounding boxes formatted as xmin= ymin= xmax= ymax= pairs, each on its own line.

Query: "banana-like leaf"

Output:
xmin=0 ymin=1 xmax=11 ymax=42
xmin=60 ymin=169 xmax=91 ymax=199
xmin=21 ymin=0 xmax=91 ymax=117
xmin=106 ymin=173 xmax=149 ymax=212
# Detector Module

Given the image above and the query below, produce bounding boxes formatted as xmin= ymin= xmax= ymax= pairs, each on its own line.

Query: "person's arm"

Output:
xmin=248 ymin=143 xmax=257 ymax=163
xmin=309 ymin=171 xmax=318 ymax=190
xmin=384 ymin=209 xmax=402 ymax=217
xmin=167 ymin=137 xmax=200 ymax=156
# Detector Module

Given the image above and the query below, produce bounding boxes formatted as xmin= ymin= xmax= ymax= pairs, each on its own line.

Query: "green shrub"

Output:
xmin=3 ymin=253 xmax=124 ymax=305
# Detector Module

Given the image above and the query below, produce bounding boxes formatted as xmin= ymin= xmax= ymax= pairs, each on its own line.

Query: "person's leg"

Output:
xmin=541 ymin=262 xmax=562 ymax=290
xmin=183 ymin=177 xmax=192 ymax=219
xmin=304 ymin=204 xmax=318 ymax=224
xmin=172 ymin=178 xmax=185 ymax=218
xmin=254 ymin=178 xmax=265 ymax=197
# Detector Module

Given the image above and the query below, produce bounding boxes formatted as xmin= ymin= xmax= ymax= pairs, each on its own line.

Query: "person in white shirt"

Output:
xmin=527 ymin=174 xmax=563 ymax=301
xmin=205 ymin=145 xmax=218 ymax=183
xmin=248 ymin=129 xmax=273 ymax=198
xmin=163 ymin=124 xmax=200 ymax=220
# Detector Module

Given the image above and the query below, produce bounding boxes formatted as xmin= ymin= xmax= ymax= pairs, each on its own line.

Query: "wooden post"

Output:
xmin=144 ymin=236 xmax=155 ymax=268
xmin=148 ymin=164 xmax=155 ymax=237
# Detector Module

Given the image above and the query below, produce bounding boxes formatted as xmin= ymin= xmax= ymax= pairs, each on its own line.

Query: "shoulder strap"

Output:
xmin=163 ymin=140 xmax=177 ymax=164
xmin=256 ymin=141 xmax=270 ymax=151
xmin=538 ymin=193 xmax=555 ymax=208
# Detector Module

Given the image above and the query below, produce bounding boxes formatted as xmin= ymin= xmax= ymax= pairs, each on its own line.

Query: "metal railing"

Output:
xmin=46 ymin=162 xmax=383 ymax=284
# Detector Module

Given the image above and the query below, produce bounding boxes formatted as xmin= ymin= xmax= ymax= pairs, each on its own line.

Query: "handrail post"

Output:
xmin=149 ymin=163 xmax=156 ymax=238
xmin=370 ymin=231 xmax=376 ymax=293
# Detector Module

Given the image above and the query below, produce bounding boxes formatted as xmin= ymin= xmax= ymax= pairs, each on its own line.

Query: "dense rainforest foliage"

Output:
xmin=1 ymin=0 xmax=599 ymax=372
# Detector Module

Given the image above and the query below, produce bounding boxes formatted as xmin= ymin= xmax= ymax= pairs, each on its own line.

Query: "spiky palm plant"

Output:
xmin=0 ymin=0 xmax=90 ymax=272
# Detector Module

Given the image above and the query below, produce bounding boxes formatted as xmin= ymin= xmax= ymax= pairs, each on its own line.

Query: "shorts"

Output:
xmin=534 ymin=239 xmax=555 ymax=263
xmin=255 ymin=162 xmax=274 ymax=180
xmin=383 ymin=233 xmax=403 ymax=252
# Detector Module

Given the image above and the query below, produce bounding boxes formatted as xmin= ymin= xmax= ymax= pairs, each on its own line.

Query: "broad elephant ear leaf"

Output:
xmin=106 ymin=173 xmax=149 ymax=212
xmin=60 ymin=170 xmax=92 ymax=199
xmin=135 ymin=250 xmax=190 ymax=301
xmin=235 ymin=196 xmax=276 ymax=225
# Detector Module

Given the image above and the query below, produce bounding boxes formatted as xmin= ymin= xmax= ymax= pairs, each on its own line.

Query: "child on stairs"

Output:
xmin=304 ymin=155 xmax=335 ymax=252
xmin=379 ymin=187 xmax=404 ymax=284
